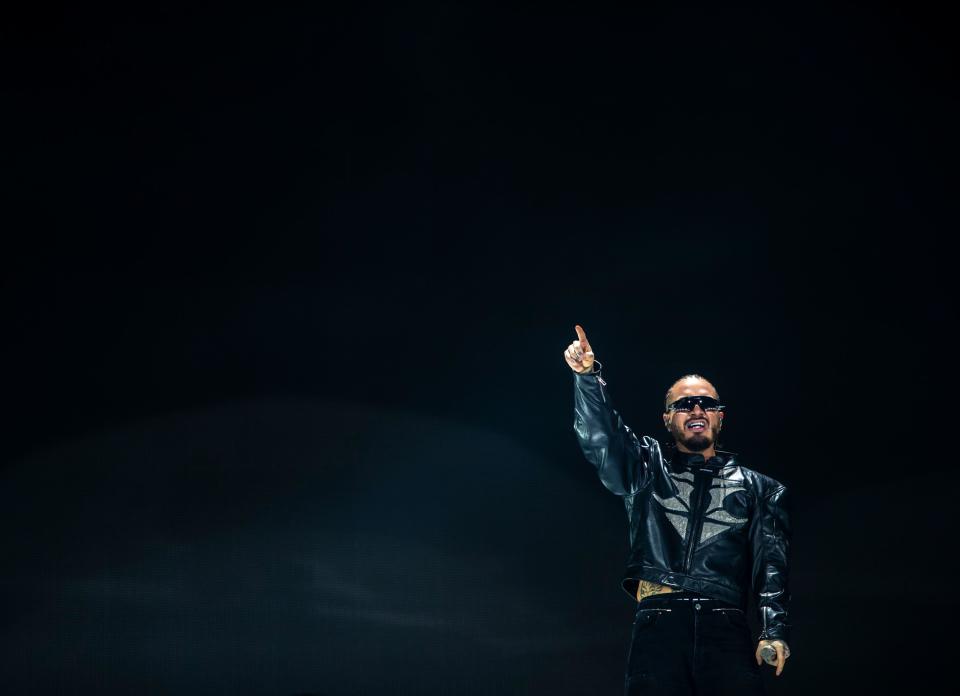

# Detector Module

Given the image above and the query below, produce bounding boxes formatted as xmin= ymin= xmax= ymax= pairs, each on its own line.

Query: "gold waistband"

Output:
xmin=636 ymin=579 xmax=675 ymax=602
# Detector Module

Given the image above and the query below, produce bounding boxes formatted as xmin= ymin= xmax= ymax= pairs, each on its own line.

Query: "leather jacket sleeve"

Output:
xmin=572 ymin=363 xmax=657 ymax=496
xmin=750 ymin=483 xmax=792 ymax=642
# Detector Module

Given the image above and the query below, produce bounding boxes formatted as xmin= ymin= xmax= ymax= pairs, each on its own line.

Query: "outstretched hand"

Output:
xmin=756 ymin=639 xmax=790 ymax=677
xmin=563 ymin=324 xmax=596 ymax=373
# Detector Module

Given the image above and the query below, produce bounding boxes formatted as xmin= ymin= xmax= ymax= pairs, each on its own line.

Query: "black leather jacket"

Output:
xmin=572 ymin=365 xmax=792 ymax=642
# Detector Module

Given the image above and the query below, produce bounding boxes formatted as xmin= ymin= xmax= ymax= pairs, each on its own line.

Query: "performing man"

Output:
xmin=565 ymin=324 xmax=791 ymax=695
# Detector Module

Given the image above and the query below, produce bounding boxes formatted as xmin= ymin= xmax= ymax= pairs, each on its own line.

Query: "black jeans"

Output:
xmin=625 ymin=591 xmax=765 ymax=695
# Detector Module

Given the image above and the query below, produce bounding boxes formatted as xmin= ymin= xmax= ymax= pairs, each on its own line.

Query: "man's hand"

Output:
xmin=563 ymin=324 xmax=596 ymax=373
xmin=756 ymin=639 xmax=791 ymax=677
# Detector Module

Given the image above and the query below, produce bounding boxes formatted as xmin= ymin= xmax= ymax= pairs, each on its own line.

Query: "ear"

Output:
xmin=663 ymin=412 xmax=671 ymax=430
xmin=717 ymin=412 xmax=724 ymax=430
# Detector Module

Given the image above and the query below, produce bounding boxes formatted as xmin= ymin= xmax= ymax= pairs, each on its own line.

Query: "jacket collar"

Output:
xmin=668 ymin=448 xmax=730 ymax=474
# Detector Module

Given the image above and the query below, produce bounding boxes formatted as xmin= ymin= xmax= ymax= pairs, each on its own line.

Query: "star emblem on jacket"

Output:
xmin=652 ymin=471 xmax=748 ymax=547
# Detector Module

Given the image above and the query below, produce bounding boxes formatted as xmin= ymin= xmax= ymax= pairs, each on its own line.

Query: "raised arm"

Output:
xmin=565 ymin=325 xmax=656 ymax=496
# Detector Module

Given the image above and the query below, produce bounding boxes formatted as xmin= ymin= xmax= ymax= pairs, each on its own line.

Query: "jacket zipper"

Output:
xmin=682 ymin=472 xmax=708 ymax=573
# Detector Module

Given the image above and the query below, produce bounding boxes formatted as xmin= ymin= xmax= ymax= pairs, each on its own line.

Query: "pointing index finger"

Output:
xmin=574 ymin=324 xmax=590 ymax=349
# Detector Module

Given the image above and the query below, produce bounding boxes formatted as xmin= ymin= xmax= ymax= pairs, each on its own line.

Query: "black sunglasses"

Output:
xmin=666 ymin=396 xmax=724 ymax=412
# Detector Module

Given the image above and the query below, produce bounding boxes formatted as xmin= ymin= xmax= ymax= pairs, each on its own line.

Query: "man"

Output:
xmin=564 ymin=325 xmax=791 ymax=695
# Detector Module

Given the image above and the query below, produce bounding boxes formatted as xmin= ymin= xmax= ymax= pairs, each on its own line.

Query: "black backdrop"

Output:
xmin=3 ymin=4 xmax=954 ymax=694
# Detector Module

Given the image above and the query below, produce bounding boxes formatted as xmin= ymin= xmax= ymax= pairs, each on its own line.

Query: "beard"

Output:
xmin=681 ymin=433 xmax=711 ymax=452
xmin=673 ymin=426 xmax=716 ymax=452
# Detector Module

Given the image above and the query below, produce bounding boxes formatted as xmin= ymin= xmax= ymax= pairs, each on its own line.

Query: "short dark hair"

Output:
xmin=664 ymin=374 xmax=720 ymax=409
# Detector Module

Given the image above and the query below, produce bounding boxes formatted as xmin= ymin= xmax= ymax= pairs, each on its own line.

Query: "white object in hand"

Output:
xmin=760 ymin=644 xmax=778 ymax=665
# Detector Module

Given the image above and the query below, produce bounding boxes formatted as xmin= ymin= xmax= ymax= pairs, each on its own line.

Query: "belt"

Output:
xmin=636 ymin=591 xmax=742 ymax=612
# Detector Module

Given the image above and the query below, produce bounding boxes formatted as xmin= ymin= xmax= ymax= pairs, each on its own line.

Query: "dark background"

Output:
xmin=2 ymin=3 xmax=954 ymax=694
